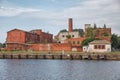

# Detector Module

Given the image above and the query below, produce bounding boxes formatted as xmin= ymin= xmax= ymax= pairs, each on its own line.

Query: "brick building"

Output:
xmin=30 ymin=29 xmax=53 ymax=43
xmin=65 ymin=38 xmax=85 ymax=51
xmin=6 ymin=29 xmax=53 ymax=50
xmin=84 ymin=24 xmax=111 ymax=41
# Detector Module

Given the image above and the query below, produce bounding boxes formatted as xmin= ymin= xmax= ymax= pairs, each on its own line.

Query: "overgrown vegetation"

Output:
xmin=102 ymin=32 xmax=109 ymax=36
xmin=81 ymin=38 xmax=94 ymax=46
xmin=66 ymin=35 xmax=71 ymax=39
xmin=86 ymin=24 xmax=109 ymax=38
xmin=81 ymin=38 xmax=100 ymax=46
xmin=86 ymin=27 xmax=95 ymax=38
xmin=111 ymin=34 xmax=120 ymax=49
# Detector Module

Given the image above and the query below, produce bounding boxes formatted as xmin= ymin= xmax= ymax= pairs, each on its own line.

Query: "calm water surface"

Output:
xmin=0 ymin=59 xmax=120 ymax=80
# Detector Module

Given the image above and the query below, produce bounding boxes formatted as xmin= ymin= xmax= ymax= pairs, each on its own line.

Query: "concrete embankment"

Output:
xmin=0 ymin=54 xmax=120 ymax=60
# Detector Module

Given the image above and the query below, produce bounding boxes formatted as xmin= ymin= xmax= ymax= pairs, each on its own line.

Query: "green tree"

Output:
xmin=94 ymin=23 xmax=97 ymax=29
xmin=81 ymin=38 xmax=94 ymax=46
xmin=86 ymin=28 xmax=94 ymax=38
xmin=60 ymin=29 xmax=67 ymax=32
xmin=102 ymin=32 xmax=108 ymax=36
xmin=118 ymin=36 xmax=120 ymax=48
xmin=111 ymin=34 xmax=120 ymax=49
xmin=103 ymin=24 xmax=106 ymax=28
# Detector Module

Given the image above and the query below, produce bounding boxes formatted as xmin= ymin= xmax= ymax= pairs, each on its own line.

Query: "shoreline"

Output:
xmin=0 ymin=52 xmax=120 ymax=60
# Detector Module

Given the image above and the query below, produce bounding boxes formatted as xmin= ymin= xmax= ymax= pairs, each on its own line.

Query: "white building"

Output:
xmin=55 ymin=18 xmax=82 ymax=43
xmin=83 ymin=40 xmax=111 ymax=52
xmin=57 ymin=31 xmax=80 ymax=43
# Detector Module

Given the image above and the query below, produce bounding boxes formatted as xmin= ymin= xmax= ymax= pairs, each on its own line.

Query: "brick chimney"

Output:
xmin=68 ymin=18 xmax=73 ymax=32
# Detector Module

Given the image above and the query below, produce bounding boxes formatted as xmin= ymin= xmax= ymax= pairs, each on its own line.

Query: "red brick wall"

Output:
xmin=72 ymin=46 xmax=83 ymax=52
xmin=30 ymin=43 xmax=72 ymax=51
xmin=65 ymin=38 xmax=85 ymax=46
xmin=6 ymin=29 xmax=40 ymax=44
xmin=7 ymin=43 xmax=29 ymax=50
xmin=39 ymin=33 xmax=53 ymax=43
xmin=51 ymin=43 xmax=71 ymax=51
xmin=7 ymin=29 xmax=26 ymax=43
xmin=25 ymin=32 xmax=40 ymax=43
xmin=30 ymin=30 xmax=53 ymax=43
xmin=7 ymin=29 xmax=53 ymax=44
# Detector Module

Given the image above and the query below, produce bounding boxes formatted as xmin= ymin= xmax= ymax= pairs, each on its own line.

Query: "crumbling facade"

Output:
xmin=6 ymin=29 xmax=53 ymax=50
xmin=84 ymin=24 xmax=111 ymax=41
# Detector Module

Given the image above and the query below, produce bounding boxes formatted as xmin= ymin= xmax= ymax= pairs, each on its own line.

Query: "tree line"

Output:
xmin=111 ymin=34 xmax=120 ymax=50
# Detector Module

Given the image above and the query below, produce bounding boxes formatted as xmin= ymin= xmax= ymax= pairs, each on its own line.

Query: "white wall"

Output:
xmin=58 ymin=31 xmax=80 ymax=43
xmin=88 ymin=44 xmax=111 ymax=52
xmin=83 ymin=46 xmax=88 ymax=52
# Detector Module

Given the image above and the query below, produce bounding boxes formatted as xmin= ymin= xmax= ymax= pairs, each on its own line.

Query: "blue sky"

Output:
xmin=0 ymin=0 xmax=120 ymax=43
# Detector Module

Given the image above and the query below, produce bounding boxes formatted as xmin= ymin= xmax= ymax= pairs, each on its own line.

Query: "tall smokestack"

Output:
xmin=68 ymin=18 xmax=73 ymax=32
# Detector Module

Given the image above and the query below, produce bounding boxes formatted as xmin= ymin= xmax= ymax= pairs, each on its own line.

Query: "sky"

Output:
xmin=0 ymin=0 xmax=120 ymax=43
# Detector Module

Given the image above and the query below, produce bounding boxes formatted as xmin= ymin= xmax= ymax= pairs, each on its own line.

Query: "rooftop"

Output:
xmin=89 ymin=40 xmax=111 ymax=44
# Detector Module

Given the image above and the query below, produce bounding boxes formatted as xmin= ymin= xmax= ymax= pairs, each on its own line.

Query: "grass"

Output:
xmin=0 ymin=50 xmax=83 ymax=55
xmin=0 ymin=50 xmax=120 ymax=55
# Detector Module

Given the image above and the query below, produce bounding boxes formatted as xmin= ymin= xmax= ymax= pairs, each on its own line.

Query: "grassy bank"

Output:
xmin=0 ymin=50 xmax=81 ymax=55
xmin=0 ymin=50 xmax=120 ymax=55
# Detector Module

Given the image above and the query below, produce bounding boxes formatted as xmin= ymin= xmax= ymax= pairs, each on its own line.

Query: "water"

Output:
xmin=0 ymin=60 xmax=120 ymax=80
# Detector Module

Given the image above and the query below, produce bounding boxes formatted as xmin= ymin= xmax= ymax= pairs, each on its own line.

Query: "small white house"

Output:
xmin=83 ymin=40 xmax=111 ymax=52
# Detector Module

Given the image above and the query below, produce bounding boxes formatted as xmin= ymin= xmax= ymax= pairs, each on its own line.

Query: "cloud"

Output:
xmin=0 ymin=0 xmax=120 ymax=43
xmin=0 ymin=6 xmax=41 ymax=16
xmin=1 ymin=0 xmax=119 ymax=19
xmin=1 ymin=0 xmax=119 ymax=29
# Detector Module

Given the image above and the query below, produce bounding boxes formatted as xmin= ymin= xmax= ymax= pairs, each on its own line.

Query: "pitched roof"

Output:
xmin=89 ymin=40 xmax=111 ymax=44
